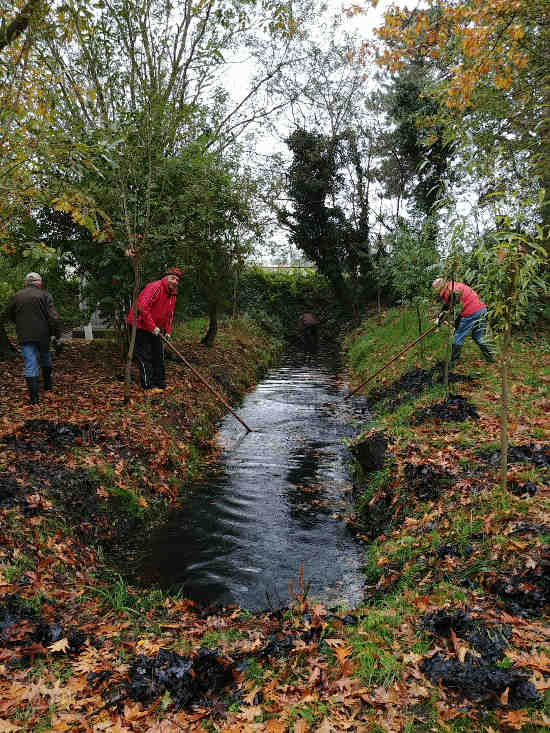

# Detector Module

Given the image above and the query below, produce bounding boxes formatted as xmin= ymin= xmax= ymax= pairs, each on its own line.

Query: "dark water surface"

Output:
xmin=139 ymin=348 xmax=370 ymax=611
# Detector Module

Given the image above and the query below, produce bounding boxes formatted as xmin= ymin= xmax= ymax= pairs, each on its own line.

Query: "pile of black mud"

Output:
xmin=2 ymin=419 xmax=101 ymax=453
xmin=411 ymin=394 xmax=479 ymax=425
xmin=420 ymin=608 xmax=539 ymax=708
xmin=367 ymin=363 xmax=473 ymax=412
xmin=487 ymin=551 xmax=550 ymax=617
xmin=403 ymin=463 xmax=453 ymax=501
xmin=508 ymin=481 xmax=538 ymax=498
xmin=128 ymin=648 xmax=234 ymax=709
xmin=0 ymin=594 xmax=96 ymax=664
xmin=479 ymin=443 xmax=550 ymax=470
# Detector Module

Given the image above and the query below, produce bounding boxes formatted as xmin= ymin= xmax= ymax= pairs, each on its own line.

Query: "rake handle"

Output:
xmin=161 ymin=335 xmax=253 ymax=433
xmin=344 ymin=322 xmax=440 ymax=400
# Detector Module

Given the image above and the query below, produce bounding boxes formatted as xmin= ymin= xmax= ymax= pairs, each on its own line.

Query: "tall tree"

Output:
xmin=278 ymin=128 xmax=354 ymax=313
xmin=363 ymin=0 xmax=550 ymax=249
xmin=40 ymin=0 xmax=303 ymax=396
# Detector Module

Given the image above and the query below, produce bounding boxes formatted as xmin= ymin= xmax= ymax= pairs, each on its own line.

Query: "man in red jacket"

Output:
xmin=432 ymin=278 xmax=494 ymax=367
xmin=127 ymin=267 xmax=182 ymax=389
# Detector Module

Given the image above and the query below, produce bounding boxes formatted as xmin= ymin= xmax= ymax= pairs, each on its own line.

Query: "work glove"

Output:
xmin=435 ymin=313 xmax=445 ymax=327
xmin=164 ymin=333 xmax=171 ymax=341
xmin=152 ymin=327 xmax=161 ymax=336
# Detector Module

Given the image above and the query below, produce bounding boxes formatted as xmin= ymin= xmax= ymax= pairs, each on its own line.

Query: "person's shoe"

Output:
xmin=479 ymin=344 xmax=495 ymax=363
xmin=450 ymin=344 xmax=462 ymax=369
xmin=42 ymin=367 xmax=53 ymax=390
xmin=25 ymin=377 xmax=39 ymax=404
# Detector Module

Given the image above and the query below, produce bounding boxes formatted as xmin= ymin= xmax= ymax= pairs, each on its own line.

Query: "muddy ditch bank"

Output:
xmin=0 ymin=419 xmax=153 ymax=546
xmin=350 ymin=427 xmax=550 ymax=614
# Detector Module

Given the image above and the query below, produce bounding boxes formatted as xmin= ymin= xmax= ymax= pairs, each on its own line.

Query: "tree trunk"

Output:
xmin=0 ymin=322 xmax=15 ymax=360
xmin=443 ymin=271 xmax=456 ymax=395
xmin=415 ymin=301 xmax=424 ymax=361
xmin=539 ymin=78 xmax=550 ymax=253
xmin=124 ymin=258 xmax=140 ymax=403
xmin=201 ymin=301 xmax=218 ymax=347
xmin=499 ymin=328 xmax=511 ymax=491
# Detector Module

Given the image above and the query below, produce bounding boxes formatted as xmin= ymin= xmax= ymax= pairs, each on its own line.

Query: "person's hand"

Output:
xmin=164 ymin=333 xmax=171 ymax=340
xmin=435 ymin=314 xmax=444 ymax=327
xmin=153 ymin=327 xmax=161 ymax=336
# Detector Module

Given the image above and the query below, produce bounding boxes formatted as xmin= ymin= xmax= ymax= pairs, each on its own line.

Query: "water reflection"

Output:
xmin=139 ymin=348 xmax=369 ymax=610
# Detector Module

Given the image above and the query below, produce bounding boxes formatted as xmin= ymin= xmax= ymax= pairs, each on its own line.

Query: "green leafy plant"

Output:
xmin=470 ymin=201 xmax=548 ymax=489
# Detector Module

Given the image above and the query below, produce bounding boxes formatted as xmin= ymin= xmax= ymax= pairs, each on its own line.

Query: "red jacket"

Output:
xmin=439 ymin=282 xmax=485 ymax=317
xmin=126 ymin=278 xmax=177 ymax=334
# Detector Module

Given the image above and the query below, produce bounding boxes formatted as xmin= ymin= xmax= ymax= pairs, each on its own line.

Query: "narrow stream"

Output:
xmin=139 ymin=348 xmax=370 ymax=611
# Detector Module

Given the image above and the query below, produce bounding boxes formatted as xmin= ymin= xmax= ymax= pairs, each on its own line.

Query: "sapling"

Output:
xmin=471 ymin=225 xmax=547 ymax=490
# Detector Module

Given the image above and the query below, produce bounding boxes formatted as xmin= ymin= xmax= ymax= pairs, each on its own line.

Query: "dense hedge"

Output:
xmin=234 ymin=266 xmax=341 ymax=336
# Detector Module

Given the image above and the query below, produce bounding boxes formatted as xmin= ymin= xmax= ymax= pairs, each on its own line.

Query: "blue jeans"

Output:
xmin=21 ymin=341 xmax=52 ymax=378
xmin=453 ymin=307 xmax=488 ymax=347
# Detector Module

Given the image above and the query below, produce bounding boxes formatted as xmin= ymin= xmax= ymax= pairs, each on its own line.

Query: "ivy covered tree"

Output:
xmin=278 ymin=128 xmax=355 ymax=314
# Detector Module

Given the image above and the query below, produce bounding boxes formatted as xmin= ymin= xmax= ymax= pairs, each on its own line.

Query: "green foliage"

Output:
xmin=470 ymin=229 xmax=548 ymax=335
xmin=390 ymin=219 xmax=440 ymax=306
xmin=237 ymin=266 xmax=339 ymax=336
xmin=378 ymin=64 xmax=454 ymax=221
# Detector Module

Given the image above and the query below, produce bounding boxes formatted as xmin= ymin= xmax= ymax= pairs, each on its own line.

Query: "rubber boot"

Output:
xmin=43 ymin=367 xmax=53 ymax=391
xmin=450 ymin=343 xmax=462 ymax=370
xmin=25 ymin=377 xmax=39 ymax=405
xmin=478 ymin=343 xmax=495 ymax=363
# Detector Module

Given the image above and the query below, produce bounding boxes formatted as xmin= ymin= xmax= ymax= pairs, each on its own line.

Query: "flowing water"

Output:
xmin=140 ymin=348 xmax=370 ymax=611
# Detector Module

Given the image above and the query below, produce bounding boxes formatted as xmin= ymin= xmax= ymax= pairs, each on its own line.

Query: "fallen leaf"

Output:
xmin=48 ymin=638 xmax=70 ymax=653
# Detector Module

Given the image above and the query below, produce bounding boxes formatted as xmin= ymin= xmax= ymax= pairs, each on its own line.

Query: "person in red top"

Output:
xmin=127 ymin=267 xmax=183 ymax=389
xmin=432 ymin=278 xmax=494 ymax=367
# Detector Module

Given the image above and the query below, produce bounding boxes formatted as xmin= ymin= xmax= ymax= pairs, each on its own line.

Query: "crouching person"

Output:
xmin=126 ymin=267 xmax=182 ymax=390
xmin=7 ymin=272 xmax=61 ymax=404
xmin=432 ymin=278 xmax=494 ymax=368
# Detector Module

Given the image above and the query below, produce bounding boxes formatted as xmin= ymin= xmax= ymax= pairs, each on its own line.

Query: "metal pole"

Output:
xmin=344 ymin=322 xmax=441 ymax=400
xmin=161 ymin=335 xmax=253 ymax=433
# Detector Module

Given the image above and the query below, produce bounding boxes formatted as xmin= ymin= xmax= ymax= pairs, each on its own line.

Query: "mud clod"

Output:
xmin=2 ymin=420 xmax=98 ymax=452
xmin=128 ymin=648 xmax=233 ymax=709
xmin=367 ymin=366 xmax=472 ymax=412
xmin=421 ymin=609 xmax=511 ymax=664
xmin=488 ymin=558 xmax=550 ymax=617
xmin=434 ymin=544 xmax=473 ymax=560
xmin=403 ymin=463 xmax=452 ymax=501
xmin=509 ymin=481 xmax=537 ymax=497
xmin=479 ymin=443 xmax=550 ymax=470
xmin=412 ymin=395 xmax=479 ymax=425
xmin=420 ymin=652 xmax=539 ymax=708
xmin=420 ymin=608 xmax=536 ymax=707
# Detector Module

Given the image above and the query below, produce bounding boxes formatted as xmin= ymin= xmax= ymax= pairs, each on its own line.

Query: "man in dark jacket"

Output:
xmin=126 ymin=267 xmax=182 ymax=389
xmin=7 ymin=272 xmax=61 ymax=404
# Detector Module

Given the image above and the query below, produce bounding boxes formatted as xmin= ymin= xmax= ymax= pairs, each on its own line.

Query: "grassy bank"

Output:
xmin=343 ymin=307 xmax=550 ymax=731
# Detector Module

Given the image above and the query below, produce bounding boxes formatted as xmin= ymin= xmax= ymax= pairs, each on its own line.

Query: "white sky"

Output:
xmin=220 ymin=1 xmax=424 ymax=262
